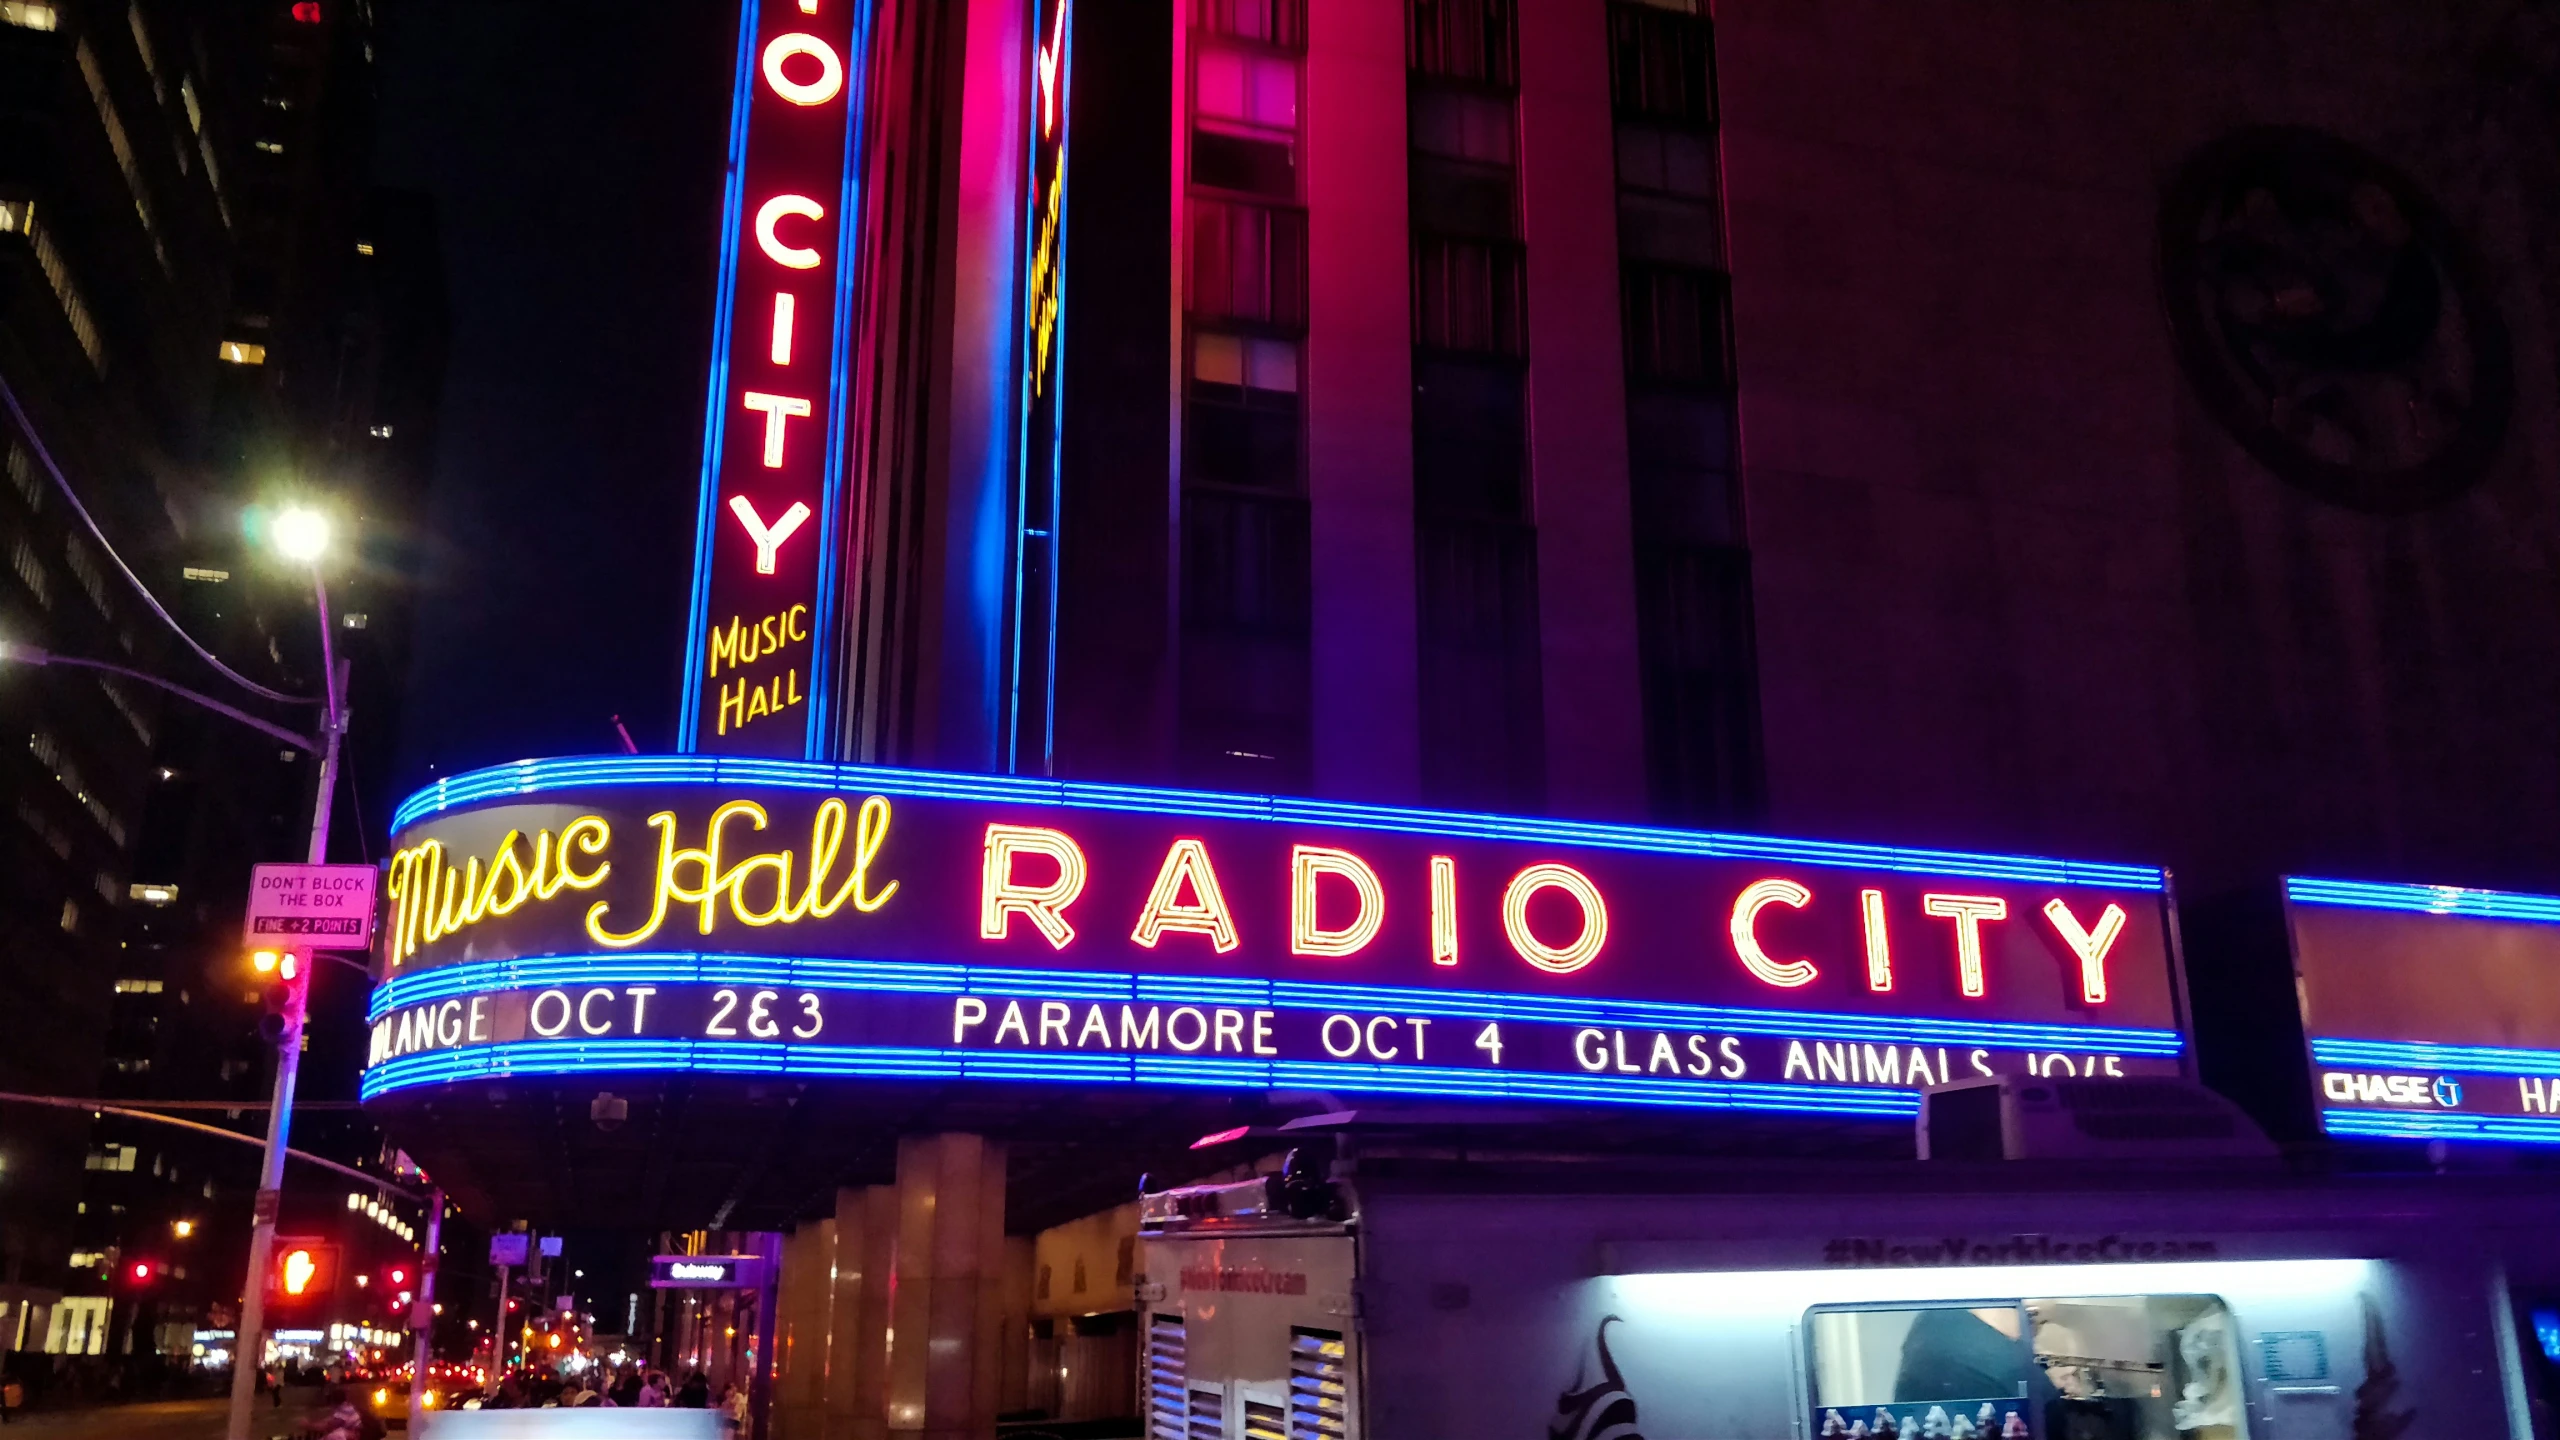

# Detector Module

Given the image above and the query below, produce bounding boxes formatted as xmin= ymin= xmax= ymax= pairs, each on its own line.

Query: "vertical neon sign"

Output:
xmin=679 ymin=0 xmax=871 ymax=756
xmin=1003 ymin=0 xmax=1073 ymax=774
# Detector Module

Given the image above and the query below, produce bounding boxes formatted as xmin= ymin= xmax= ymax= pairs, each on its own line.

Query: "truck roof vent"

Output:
xmin=1919 ymin=1075 xmax=2276 ymax=1162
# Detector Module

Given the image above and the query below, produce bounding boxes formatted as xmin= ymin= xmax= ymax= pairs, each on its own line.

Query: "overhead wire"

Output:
xmin=0 ymin=370 xmax=317 ymax=706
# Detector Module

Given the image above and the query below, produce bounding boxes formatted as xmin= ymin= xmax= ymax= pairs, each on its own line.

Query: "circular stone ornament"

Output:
xmin=2160 ymin=127 xmax=2513 ymax=513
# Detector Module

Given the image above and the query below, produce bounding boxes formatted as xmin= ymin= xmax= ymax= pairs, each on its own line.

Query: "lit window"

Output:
xmin=59 ymin=898 xmax=79 ymax=933
xmin=368 ymin=424 xmax=393 ymax=438
xmin=179 ymin=75 xmax=203 ymax=134
xmin=1192 ymin=332 xmax=1298 ymax=394
xmin=254 ymin=139 xmax=284 ymax=155
xmin=76 ymin=40 xmax=167 ymax=271
xmin=12 ymin=539 xmax=50 ymax=609
xmin=355 ymin=241 xmax=375 ymax=256
xmin=218 ymin=340 xmax=266 ymax=365
xmin=0 ymin=2 xmax=58 ymax=30
xmin=3 ymin=200 xmax=106 ymax=371
xmin=181 ymin=566 xmax=229 ymax=582
xmin=341 ymin=612 xmax=368 ymax=630
xmin=128 ymin=883 xmax=177 ymax=906
xmin=128 ymin=5 xmax=163 ymax=90
xmin=1195 ymin=47 xmax=1296 ymax=129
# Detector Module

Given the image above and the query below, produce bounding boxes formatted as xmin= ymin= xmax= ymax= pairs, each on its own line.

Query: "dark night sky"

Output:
xmin=372 ymin=2 xmax=742 ymax=791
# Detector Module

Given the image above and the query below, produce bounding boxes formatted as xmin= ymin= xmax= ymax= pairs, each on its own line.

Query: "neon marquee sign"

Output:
xmin=1000 ymin=0 xmax=1073 ymax=774
xmin=677 ymin=0 xmax=875 ymax=756
xmin=363 ymin=757 xmax=2186 ymax=1118
xmin=2288 ymin=876 xmax=2560 ymax=1146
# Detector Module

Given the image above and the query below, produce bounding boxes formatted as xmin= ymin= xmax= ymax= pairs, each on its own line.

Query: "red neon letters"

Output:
xmin=1730 ymin=879 xmax=1817 ymax=988
xmin=1501 ymin=864 xmax=1609 ymax=975
xmin=1291 ymin=846 xmax=1385 ymax=958
xmin=970 ymin=824 xmax=2133 ymax=1005
xmin=1132 ymin=840 xmax=1239 ymax=952
xmin=980 ymin=825 xmax=1086 ymax=947
xmin=2043 ymin=897 xmax=2128 ymax=1004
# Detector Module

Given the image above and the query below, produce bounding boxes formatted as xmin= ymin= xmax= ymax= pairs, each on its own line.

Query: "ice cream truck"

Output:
xmin=1137 ymin=1105 xmax=2560 ymax=1440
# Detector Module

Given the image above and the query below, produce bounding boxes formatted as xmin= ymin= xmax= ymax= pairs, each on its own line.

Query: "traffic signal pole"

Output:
xmin=224 ymin=583 xmax=346 ymax=1440
xmin=409 ymin=1187 xmax=443 ymax=1433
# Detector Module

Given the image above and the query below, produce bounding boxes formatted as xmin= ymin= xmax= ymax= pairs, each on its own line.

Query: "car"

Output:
xmin=366 ymin=1379 xmax=449 ymax=1433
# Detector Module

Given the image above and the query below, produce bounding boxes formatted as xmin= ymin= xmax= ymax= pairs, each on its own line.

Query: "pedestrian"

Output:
xmin=0 ymin=1373 xmax=21 ymax=1425
xmin=265 ymin=1365 xmax=283 ymax=1409
xmin=312 ymin=1385 xmax=363 ymax=1440
xmin=676 ymin=1370 xmax=710 ymax=1408
xmin=638 ymin=1371 xmax=669 ymax=1407
xmin=722 ymin=1382 xmax=749 ymax=1425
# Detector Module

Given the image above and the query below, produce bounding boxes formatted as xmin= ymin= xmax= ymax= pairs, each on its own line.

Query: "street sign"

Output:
xmin=649 ymin=1254 xmax=763 ymax=1289
xmin=244 ymin=863 xmax=377 ymax=948
xmin=489 ymin=1233 xmax=529 ymax=1267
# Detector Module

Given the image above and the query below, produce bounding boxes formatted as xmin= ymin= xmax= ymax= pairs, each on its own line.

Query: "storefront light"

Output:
xmin=1608 ymin=1257 xmax=2372 ymax=1310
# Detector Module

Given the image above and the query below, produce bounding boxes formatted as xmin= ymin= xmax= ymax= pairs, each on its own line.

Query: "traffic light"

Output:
xmin=124 ymin=1259 xmax=158 ymax=1286
xmin=251 ymin=947 xmax=309 ymax=1045
xmin=387 ymin=1266 xmax=407 ymax=1287
xmin=269 ymin=1239 xmax=340 ymax=1311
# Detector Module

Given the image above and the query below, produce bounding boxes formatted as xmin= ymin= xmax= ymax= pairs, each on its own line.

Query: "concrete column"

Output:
xmin=998 ymin=1235 xmax=1036 ymax=1417
xmin=883 ymin=1134 xmax=1008 ymax=1440
xmin=829 ymin=1185 xmax=899 ymax=1440
xmin=1305 ymin=0 xmax=1421 ymax=801
xmin=1518 ymin=0 xmax=1645 ymax=816
xmin=775 ymin=1221 xmax=836 ymax=1438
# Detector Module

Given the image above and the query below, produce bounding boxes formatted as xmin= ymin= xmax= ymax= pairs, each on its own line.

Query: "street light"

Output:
xmin=220 ymin=508 xmax=354 ymax=1440
xmin=270 ymin=506 xmax=331 ymax=564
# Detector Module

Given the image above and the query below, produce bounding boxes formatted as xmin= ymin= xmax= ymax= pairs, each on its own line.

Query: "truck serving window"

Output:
xmin=1805 ymin=1297 xmax=2249 ymax=1440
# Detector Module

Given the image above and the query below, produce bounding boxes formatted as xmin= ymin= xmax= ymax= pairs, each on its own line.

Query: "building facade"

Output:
xmin=0 ymin=0 xmax=442 ymax=1374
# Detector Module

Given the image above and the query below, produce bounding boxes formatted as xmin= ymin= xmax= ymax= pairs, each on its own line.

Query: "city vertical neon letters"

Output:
xmin=728 ymin=496 xmax=812 ymax=575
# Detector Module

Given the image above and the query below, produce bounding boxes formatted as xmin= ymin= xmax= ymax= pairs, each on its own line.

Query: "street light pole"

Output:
xmin=224 ymin=568 xmax=347 ymax=1440
xmin=409 ymin=1187 xmax=444 ymax=1434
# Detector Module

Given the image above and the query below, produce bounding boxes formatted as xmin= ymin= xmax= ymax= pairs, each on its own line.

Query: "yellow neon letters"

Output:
xmin=384 ymin=815 xmax=612 ymax=966
xmin=586 ymin=796 xmax=899 ymax=948
xmin=708 ymin=604 xmax=810 ymax=678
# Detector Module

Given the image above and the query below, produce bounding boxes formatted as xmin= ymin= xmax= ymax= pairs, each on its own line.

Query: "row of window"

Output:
xmin=0 ymin=197 xmax=106 ymax=372
xmin=1181 ymin=0 xmax=1316 ymax=792
xmin=1171 ymin=0 xmax=1750 ymax=816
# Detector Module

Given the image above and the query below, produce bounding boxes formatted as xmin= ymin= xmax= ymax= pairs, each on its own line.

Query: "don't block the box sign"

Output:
xmin=652 ymin=1255 xmax=765 ymax=1290
xmin=359 ymin=756 xmax=2187 ymax=1120
xmin=2288 ymin=877 xmax=2560 ymax=1146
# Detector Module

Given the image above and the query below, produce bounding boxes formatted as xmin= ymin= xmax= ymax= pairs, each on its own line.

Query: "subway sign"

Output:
xmin=2289 ymin=877 xmax=2560 ymax=1145
xmin=361 ymin=757 xmax=2186 ymax=1118
xmin=650 ymin=1254 xmax=765 ymax=1290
